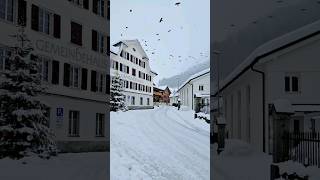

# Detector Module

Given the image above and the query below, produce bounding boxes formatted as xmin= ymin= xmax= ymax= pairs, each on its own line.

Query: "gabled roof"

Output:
xmin=214 ymin=19 xmax=320 ymax=96
xmin=113 ymin=39 xmax=149 ymax=60
xmin=177 ymin=68 xmax=210 ymax=92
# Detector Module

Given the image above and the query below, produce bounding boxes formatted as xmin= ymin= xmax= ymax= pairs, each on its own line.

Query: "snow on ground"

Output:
xmin=111 ymin=105 xmax=210 ymax=180
xmin=212 ymin=139 xmax=272 ymax=180
xmin=276 ymin=161 xmax=320 ymax=180
xmin=0 ymin=152 xmax=109 ymax=180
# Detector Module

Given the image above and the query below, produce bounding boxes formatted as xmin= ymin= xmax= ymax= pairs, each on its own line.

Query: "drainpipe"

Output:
xmin=191 ymin=83 xmax=194 ymax=110
xmin=250 ymin=65 xmax=266 ymax=153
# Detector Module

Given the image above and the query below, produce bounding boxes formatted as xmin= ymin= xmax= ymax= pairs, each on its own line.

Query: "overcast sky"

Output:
xmin=111 ymin=0 xmax=210 ymax=83
xmin=212 ymin=0 xmax=302 ymax=42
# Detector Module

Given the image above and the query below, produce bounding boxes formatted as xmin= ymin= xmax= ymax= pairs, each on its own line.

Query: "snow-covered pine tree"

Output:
xmin=0 ymin=27 xmax=57 ymax=159
xmin=110 ymin=73 xmax=126 ymax=112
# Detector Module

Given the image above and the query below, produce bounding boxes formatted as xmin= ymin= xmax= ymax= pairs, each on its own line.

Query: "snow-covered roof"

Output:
xmin=214 ymin=19 xmax=320 ymax=95
xmin=293 ymin=105 xmax=320 ymax=112
xmin=177 ymin=68 xmax=210 ymax=92
xmin=273 ymin=99 xmax=294 ymax=113
xmin=113 ymin=39 xmax=149 ymax=60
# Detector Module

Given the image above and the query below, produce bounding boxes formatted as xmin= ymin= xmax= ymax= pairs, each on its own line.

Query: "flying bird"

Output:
xmin=158 ymin=39 xmax=160 ymax=41
xmin=121 ymin=34 xmax=123 ymax=36
xmin=175 ymin=2 xmax=181 ymax=6
xmin=125 ymin=26 xmax=128 ymax=29
xmin=129 ymin=9 xmax=132 ymax=12
xmin=156 ymin=33 xmax=159 ymax=35
xmin=168 ymin=30 xmax=171 ymax=32
xmin=152 ymin=52 xmax=155 ymax=54
xmin=159 ymin=18 xmax=163 ymax=23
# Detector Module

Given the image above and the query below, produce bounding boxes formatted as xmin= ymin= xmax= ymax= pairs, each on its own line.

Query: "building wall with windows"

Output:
xmin=177 ymin=69 xmax=210 ymax=111
xmin=218 ymin=24 xmax=320 ymax=154
xmin=110 ymin=39 xmax=156 ymax=109
xmin=0 ymin=0 xmax=110 ymax=152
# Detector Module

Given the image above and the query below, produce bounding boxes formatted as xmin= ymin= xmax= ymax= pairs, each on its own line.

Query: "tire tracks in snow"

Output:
xmin=151 ymin=107 xmax=209 ymax=180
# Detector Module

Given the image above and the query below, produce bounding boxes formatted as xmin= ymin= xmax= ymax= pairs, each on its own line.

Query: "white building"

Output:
xmin=0 ymin=0 xmax=109 ymax=152
xmin=110 ymin=39 xmax=157 ymax=109
xmin=214 ymin=19 xmax=320 ymax=154
xmin=177 ymin=68 xmax=210 ymax=112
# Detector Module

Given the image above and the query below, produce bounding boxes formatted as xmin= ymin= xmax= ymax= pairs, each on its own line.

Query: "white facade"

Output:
xmin=110 ymin=40 xmax=156 ymax=109
xmin=216 ymin=20 xmax=320 ymax=153
xmin=0 ymin=0 xmax=109 ymax=152
xmin=177 ymin=69 xmax=210 ymax=112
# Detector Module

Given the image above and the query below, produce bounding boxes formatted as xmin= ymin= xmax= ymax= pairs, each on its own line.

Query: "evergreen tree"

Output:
xmin=110 ymin=73 xmax=126 ymax=112
xmin=0 ymin=27 xmax=57 ymax=159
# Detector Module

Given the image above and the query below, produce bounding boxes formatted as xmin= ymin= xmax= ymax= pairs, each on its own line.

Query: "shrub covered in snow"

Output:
xmin=0 ymin=27 xmax=57 ymax=159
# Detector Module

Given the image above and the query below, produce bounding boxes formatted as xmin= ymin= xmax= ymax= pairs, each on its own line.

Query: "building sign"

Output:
xmin=35 ymin=39 xmax=107 ymax=67
xmin=56 ymin=107 xmax=64 ymax=128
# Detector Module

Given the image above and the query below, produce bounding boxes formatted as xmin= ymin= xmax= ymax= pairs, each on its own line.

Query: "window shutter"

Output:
xmin=52 ymin=60 xmax=60 ymax=84
xmin=92 ymin=0 xmax=98 ymax=14
xmin=83 ymin=0 xmax=89 ymax=9
xmin=31 ymin=4 xmax=39 ymax=31
xmin=53 ymin=14 xmax=61 ymax=38
xmin=285 ymin=76 xmax=290 ymax=92
xmin=64 ymin=63 xmax=70 ymax=87
xmin=18 ymin=0 xmax=27 ymax=26
xmin=91 ymin=70 xmax=97 ymax=92
xmin=92 ymin=30 xmax=98 ymax=51
xmin=107 ymin=0 xmax=110 ymax=20
xmin=81 ymin=68 xmax=88 ymax=90
xmin=106 ymin=74 xmax=110 ymax=94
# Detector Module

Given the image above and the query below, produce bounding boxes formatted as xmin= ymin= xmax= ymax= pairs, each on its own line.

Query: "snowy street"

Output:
xmin=111 ymin=106 xmax=210 ymax=180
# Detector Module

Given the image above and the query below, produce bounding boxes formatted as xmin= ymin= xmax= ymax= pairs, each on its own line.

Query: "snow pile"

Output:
xmin=276 ymin=161 xmax=320 ymax=180
xmin=0 ymin=152 xmax=108 ymax=180
xmin=212 ymin=140 xmax=272 ymax=180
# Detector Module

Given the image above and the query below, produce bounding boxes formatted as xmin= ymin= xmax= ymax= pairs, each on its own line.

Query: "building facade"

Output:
xmin=110 ymin=40 xmax=157 ymax=110
xmin=153 ymin=86 xmax=171 ymax=105
xmin=0 ymin=0 xmax=110 ymax=152
xmin=214 ymin=20 xmax=320 ymax=154
xmin=177 ymin=69 xmax=210 ymax=113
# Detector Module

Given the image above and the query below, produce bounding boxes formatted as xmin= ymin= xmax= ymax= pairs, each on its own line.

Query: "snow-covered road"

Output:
xmin=111 ymin=106 xmax=210 ymax=180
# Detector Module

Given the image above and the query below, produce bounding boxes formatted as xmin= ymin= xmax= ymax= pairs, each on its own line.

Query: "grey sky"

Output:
xmin=212 ymin=0 xmax=302 ymax=42
xmin=111 ymin=0 xmax=210 ymax=83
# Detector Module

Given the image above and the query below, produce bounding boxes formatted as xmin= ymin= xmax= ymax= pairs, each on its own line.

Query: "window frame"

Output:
xmin=68 ymin=110 xmax=80 ymax=137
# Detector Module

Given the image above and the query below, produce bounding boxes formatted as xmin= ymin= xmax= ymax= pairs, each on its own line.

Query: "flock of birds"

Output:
xmin=119 ymin=1 xmax=209 ymax=66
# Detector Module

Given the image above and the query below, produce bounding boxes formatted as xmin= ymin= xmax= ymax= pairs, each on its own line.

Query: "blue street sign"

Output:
xmin=56 ymin=107 xmax=64 ymax=117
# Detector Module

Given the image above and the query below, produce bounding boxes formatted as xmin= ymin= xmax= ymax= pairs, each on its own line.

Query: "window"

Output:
xmin=132 ymin=68 xmax=136 ymax=76
xmin=284 ymin=74 xmax=299 ymax=93
xmin=140 ymin=97 xmax=143 ymax=105
xmin=95 ymin=113 xmax=105 ymax=137
xmin=126 ymin=66 xmax=129 ymax=74
xmin=68 ymin=65 xmax=80 ymax=88
xmin=199 ymin=85 xmax=204 ymax=91
xmin=92 ymin=30 xmax=105 ymax=53
xmin=71 ymin=21 xmax=82 ymax=45
xmin=131 ymin=96 xmax=135 ymax=105
xmin=31 ymin=5 xmax=60 ymax=38
xmin=130 ymin=81 xmax=132 ymax=89
xmin=39 ymin=8 xmax=51 ymax=34
xmin=147 ymin=98 xmax=150 ymax=105
xmin=126 ymin=52 xmax=129 ymax=60
xmin=0 ymin=0 xmax=14 ymax=22
xmin=0 ymin=48 xmax=11 ymax=71
xmin=93 ymin=0 xmax=105 ymax=17
xmin=96 ymin=72 xmax=104 ymax=92
xmin=39 ymin=57 xmax=50 ymax=82
xmin=70 ymin=0 xmax=89 ymax=9
xmin=69 ymin=110 xmax=80 ymax=137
